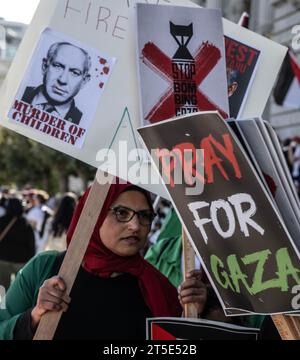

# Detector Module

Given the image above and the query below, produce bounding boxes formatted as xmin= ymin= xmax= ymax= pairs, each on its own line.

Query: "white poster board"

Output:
xmin=0 ymin=0 xmax=287 ymax=197
xmin=136 ymin=4 xmax=229 ymax=125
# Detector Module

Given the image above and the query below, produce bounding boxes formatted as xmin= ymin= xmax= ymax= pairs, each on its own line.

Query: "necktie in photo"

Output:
xmin=43 ymin=103 xmax=56 ymax=113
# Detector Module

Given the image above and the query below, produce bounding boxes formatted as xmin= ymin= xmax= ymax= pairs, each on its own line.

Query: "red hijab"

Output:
xmin=66 ymin=179 xmax=182 ymax=318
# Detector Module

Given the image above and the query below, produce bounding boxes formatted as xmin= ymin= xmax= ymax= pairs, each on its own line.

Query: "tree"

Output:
xmin=0 ymin=128 xmax=94 ymax=194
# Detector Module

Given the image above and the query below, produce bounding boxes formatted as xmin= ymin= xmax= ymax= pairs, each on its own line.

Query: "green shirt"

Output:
xmin=0 ymin=251 xmax=58 ymax=340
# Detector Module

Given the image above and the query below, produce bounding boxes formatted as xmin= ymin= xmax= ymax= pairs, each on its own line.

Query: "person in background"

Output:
xmin=45 ymin=192 xmax=77 ymax=252
xmin=0 ymin=187 xmax=10 ymax=218
xmin=0 ymin=198 xmax=35 ymax=290
xmin=26 ymin=190 xmax=53 ymax=253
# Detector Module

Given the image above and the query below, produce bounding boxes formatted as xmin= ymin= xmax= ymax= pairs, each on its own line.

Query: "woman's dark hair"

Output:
xmin=6 ymin=198 xmax=24 ymax=218
xmin=51 ymin=193 xmax=77 ymax=237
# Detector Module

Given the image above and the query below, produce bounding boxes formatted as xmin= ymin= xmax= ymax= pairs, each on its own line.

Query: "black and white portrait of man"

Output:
xmin=8 ymin=28 xmax=115 ymax=148
xmin=21 ymin=41 xmax=91 ymax=125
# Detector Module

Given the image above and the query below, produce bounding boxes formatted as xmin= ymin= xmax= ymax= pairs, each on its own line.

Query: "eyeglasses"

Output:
xmin=109 ymin=206 xmax=156 ymax=226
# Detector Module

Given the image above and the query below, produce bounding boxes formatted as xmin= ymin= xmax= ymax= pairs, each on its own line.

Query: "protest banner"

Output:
xmin=138 ymin=111 xmax=300 ymax=316
xmin=147 ymin=317 xmax=260 ymax=340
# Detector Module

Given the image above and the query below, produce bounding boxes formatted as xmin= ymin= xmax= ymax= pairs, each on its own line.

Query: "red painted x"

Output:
xmin=142 ymin=41 xmax=228 ymax=123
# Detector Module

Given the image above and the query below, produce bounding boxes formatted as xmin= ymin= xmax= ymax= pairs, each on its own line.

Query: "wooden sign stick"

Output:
xmin=182 ymin=230 xmax=198 ymax=318
xmin=33 ymin=170 xmax=114 ymax=340
xmin=272 ymin=314 xmax=300 ymax=340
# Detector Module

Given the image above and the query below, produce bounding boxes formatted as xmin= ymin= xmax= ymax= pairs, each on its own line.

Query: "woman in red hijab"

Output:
xmin=1 ymin=180 xmax=207 ymax=340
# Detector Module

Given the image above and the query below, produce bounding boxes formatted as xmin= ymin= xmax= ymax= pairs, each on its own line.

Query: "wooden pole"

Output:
xmin=33 ymin=170 xmax=114 ymax=340
xmin=272 ymin=315 xmax=300 ymax=340
xmin=182 ymin=230 xmax=198 ymax=318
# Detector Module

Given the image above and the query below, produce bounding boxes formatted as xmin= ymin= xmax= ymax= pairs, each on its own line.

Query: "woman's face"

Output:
xmin=99 ymin=190 xmax=152 ymax=257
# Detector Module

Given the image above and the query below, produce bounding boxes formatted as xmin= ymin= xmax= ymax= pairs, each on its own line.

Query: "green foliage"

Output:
xmin=0 ymin=128 xmax=94 ymax=194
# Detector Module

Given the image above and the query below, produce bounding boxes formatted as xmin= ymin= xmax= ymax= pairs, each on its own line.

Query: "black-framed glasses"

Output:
xmin=109 ymin=206 xmax=156 ymax=226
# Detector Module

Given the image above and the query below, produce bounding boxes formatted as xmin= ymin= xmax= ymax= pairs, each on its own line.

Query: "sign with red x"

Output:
xmin=137 ymin=4 xmax=229 ymax=125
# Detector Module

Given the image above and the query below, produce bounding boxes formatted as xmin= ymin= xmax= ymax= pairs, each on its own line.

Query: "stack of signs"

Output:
xmin=0 ymin=0 xmax=286 ymax=199
xmin=147 ymin=318 xmax=260 ymax=340
xmin=138 ymin=111 xmax=300 ymax=316
xmin=228 ymin=118 xmax=300 ymax=250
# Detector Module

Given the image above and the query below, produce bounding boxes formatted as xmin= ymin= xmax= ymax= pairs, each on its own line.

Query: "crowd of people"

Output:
xmin=0 ymin=187 xmax=77 ymax=289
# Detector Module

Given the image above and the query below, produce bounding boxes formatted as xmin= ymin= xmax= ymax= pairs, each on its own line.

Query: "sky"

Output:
xmin=0 ymin=0 xmax=40 ymax=24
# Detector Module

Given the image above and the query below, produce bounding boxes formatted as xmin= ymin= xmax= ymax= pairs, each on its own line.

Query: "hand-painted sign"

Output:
xmin=138 ymin=112 xmax=300 ymax=315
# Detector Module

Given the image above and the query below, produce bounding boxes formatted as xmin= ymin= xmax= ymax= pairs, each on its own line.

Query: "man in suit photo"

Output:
xmin=22 ymin=41 xmax=91 ymax=125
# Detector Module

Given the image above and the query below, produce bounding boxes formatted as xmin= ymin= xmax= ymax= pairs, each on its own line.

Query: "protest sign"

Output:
xmin=136 ymin=4 xmax=229 ymax=125
xmin=147 ymin=317 xmax=260 ymax=340
xmin=7 ymin=28 xmax=115 ymax=148
xmin=223 ymin=18 xmax=286 ymax=119
xmin=138 ymin=111 xmax=300 ymax=315
xmin=225 ymin=36 xmax=260 ymax=119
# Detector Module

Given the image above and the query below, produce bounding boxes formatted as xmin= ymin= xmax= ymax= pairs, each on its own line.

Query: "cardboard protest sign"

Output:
xmin=147 ymin=318 xmax=260 ymax=340
xmin=264 ymin=121 xmax=300 ymax=209
xmin=255 ymin=119 xmax=300 ymax=222
xmin=138 ymin=112 xmax=300 ymax=315
xmin=225 ymin=36 xmax=260 ymax=119
xmin=222 ymin=18 xmax=286 ymax=120
xmin=136 ymin=4 xmax=229 ymax=125
xmin=226 ymin=120 xmax=272 ymax=199
xmin=7 ymin=28 xmax=115 ymax=148
xmin=236 ymin=119 xmax=300 ymax=249
xmin=0 ymin=0 xmax=286 ymax=197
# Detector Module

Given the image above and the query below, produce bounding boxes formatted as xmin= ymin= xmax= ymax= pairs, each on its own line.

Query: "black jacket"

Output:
xmin=21 ymin=86 xmax=82 ymax=125
xmin=0 ymin=215 xmax=35 ymax=263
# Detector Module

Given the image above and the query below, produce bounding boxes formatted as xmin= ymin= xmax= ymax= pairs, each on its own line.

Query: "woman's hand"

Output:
xmin=31 ymin=276 xmax=70 ymax=331
xmin=178 ymin=270 xmax=207 ymax=316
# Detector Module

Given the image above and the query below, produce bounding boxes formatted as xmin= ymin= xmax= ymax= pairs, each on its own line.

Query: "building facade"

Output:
xmin=0 ymin=18 xmax=26 ymax=86
xmin=195 ymin=0 xmax=300 ymax=141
